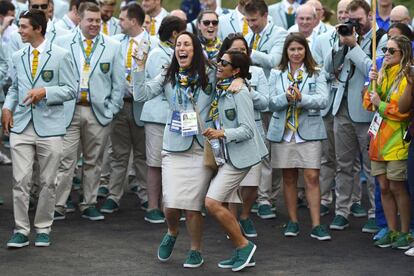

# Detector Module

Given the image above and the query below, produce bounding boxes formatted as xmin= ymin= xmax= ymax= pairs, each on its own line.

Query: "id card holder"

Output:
xmin=181 ymin=111 xmax=198 ymax=137
xmin=169 ymin=111 xmax=182 ymax=133
xmin=368 ymin=112 xmax=383 ymax=138
xmin=80 ymin=70 xmax=90 ymax=91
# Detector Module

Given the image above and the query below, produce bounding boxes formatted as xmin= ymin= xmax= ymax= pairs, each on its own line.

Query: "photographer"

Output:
xmin=324 ymin=0 xmax=387 ymax=232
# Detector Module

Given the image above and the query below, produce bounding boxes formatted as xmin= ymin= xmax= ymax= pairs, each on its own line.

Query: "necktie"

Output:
xmin=102 ymin=22 xmax=109 ymax=35
xmin=242 ymin=17 xmax=248 ymax=36
xmin=150 ymin=17 xmax=156 ymax=36
xmin=126 ymin=39 xmax=134 ymax=82
xmin=252 ymin=34 xmax=260 ymax=50
xmin=81 ymin=39 xmax=93 ymax=103
xmin=287 ymin=6 xmax=294 ymax=15
xmin=31 ymin=49 xmax=39 ymax=79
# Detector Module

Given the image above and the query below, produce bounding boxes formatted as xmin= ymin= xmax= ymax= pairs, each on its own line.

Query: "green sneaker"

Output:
xmin=158 ymin=233 xmax=177 ymax=262
xmin=81 ymin=206 xmax=104 ymax=221
xmin=351 ymin=203 xmax=367 ymax=217
xmin=391 ymin=233 xmax=413 ymax=250
xmin=330 ymin=215 xmax=349 ymax=230
xmin=140 ymin=201 xmax=148 ymax=211
xmin=374 ymin=230 xmax=399 ymax=248
xmin=0 ymin=196 xmax=4 ymax=205
xmin=218 ymin=254 xmax=255 ymax=269
xmin=35 ymin=233 xmax=50 ymax=247
xmin=100 ymin=198 xmax=119 ymax=214
xmin=232 ymin=241 xmax=257 ymax=272
xmin=97 ymin=186 xmax=109 ymax=198
xmin=145 ymin=209 xmax=165 ymax=224
xmin=257 ymin=204 xmax=276 ymax=219
xmin=66 ymin=196 xmax=76 ymax=213
xmin=72 ymin=176 xmax=81 ymax=190
xmin=250 ymin=203 xmax=259 ymax=213
xmin=183 ymin=250 xmax=204 ymax=268
xmin=320 ymin=204 xmax=329 ymax=217
xmin=7 ymin=233 xmax=29 ymax=248
xmin=53 ymin=210 xmax=66 ymax=221
xmin=310 ymin=225 xmax=331 ymax=241
xmin=239 ymin=218 xmax=258 ymax=238
xmin=362 ymin=218 xmax=379 ymax=233
xmin=284 ymin=221 xmax=299 ymax=237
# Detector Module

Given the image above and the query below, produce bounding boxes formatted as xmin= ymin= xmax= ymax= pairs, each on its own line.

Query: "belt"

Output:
xmin=123 ymin=97 xmax=133 ymax=103
xmin=76 ymin=102 xmax=91 ymax=106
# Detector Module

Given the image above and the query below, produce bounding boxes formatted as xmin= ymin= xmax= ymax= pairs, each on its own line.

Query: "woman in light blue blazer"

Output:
xmin=203 ymin=51 xmax=267 ymax=271
xmin=215 ymin=33 xmax=269 ymax=238
xmin=133 ymin=32 xmax=215 ymax=268
xmin=196 ymin=10 xmax=221 ymax=61
xmin=267 ymin=33 xmax=331 ymax=241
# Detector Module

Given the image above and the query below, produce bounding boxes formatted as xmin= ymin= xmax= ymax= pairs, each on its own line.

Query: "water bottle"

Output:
xmin=210 ymin=139 xmax=225 ymax=166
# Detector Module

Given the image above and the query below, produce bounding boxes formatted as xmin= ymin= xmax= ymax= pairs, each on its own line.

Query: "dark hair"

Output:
xmin=218 ymin=32 xmax=251 ymax=59
xmin=196 ymin=9 xmax=218 ymax=24
xmin=388 ymin=22 xmax=414 ymax=41
xmin=164 ymin=31 xmax=208 ymax=89
xmin=278 ymin=32 xmax=318 ymax=75
xmin=347 ymin=0 xmax=370 ymax=15
xmin=225 ymin=50 xmax=251 ymax=80
xmin=28 ymin=0 xmax=50 ymax=6
xmin=158 ymin=15 xmax=187 ymax=42
xmin=0 ymin=0 xmax=15 ymax=16
xmin=120 ymin=2 xmax=145 ymax=26
xmin=69 ymin=0 xmax=98 ymax=10
xmin=20 ymin=9 xmax=47 ymax=36
xmin=244 ymin=0 xmax=268 ymax=16
xmin=78 ymin=1 xmax=100 ymax=18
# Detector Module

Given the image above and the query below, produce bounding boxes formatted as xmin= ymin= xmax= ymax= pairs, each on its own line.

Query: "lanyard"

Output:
xmin=173 ymin=85 xmax=200 ymax=111
xmin=79 ymin=34 xmax=100 ymax=65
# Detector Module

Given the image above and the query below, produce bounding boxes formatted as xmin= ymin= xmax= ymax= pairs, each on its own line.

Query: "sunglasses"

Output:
xmin=381 ymin=47 xmax=401 ymax=55
xmin=201 ymin=20 xmax=219 ymax=27
xmin=31 ymin=4 xmax=49 ymax=10
xmin=217 ymin=58 xmax=233 ymax=67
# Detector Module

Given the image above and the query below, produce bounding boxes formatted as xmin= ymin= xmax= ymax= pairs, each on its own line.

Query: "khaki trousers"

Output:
xmin=10 ymin=124 xmax=63 ymax=235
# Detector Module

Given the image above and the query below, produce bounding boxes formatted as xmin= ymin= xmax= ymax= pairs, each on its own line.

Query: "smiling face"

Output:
xmin=119 ymin=10 xmax=135 ymax=35
xmin=245 ymin=10 xmax=268 ymax=34
xmin=383 ymin=40 xmax=402 ymax=67
xmin=287 ymin=41 xmax=306 ymax=66
xmin=229 ymin=39 xmax=248 ymax=55
xmin=100 ymin=4 xmax=115 ymax=22
xmin=216 ymin=53 xmax=237 ymax=79
xmin=79 ymin=10 xmax=101 ymax=39
xmin=30 ymin=0 xmax=50 ymax=19
xmin=175 ymin=34 xmax=194 ymax=69
xmin=197 ymin=12 xmax=218 ymax=40
xmin=296 ymin=6 xmax=316 ymax=37
xmin=18 ymin=18 xmax=41 ymax=44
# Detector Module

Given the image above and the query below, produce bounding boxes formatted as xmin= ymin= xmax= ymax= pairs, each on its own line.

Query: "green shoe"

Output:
xmin=72 ymin=176 xmax=81 ymax=190
xmin=0 ymin=196 xmax=4 ymax=205
xmin=374 ymin=230 xmax=398 ymax=248
xmin=218 ymin=254 xmax=255 ymax=269
xmin=330 ymin=215 xmax=349 ymax=230
xmin=66 ymin=196 xmax=75 ymax=213
xmin=284 ymin=221 xmax=299 ymax=237
xmin=100 ymin=198 xmax=119 ymax=214
xmin=239 ymin=218 xmax=258 ymax=238
xmin=391 ymin=233 xmax=413 ymax=250
xmin=232 ymin=241 xmax=257 ymax=272
xmin=53 ymin=210 xmax=66 ymax=221
xmin=257 ymin=204 xmax=276 ymax=219
xmin=183 ymin=250 xmax=204 ymax=268
xmin=97 ymin=186 xmax=109 ymax=198
xmin=310 ymin=225 xmax=331 ymax=241
xmin=145 ymin=209 xmax=165 ymax=224
xmin=140 ymin=201 xmax=148 ymax=211
xmin=35 ymin=233 xmax=50 ymax=247
xmin=158 ymin=233 xmax=177 ymax=262
xmin=250 ymin=203 xmax=259 ymax=213
xmin=81 ymin=206 xmax=104 ymax=221
xmin=362 ymin=218 xmax=379 ymax=233
xmin=351 ymin=203 xmax=367 ymax=217
xmin=7 ymin=232 xmax=29 ymax=248
xmin=320 ymin=204 xmax=329 ymax=217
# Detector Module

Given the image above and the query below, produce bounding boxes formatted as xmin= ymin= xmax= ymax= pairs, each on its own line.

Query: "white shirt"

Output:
xmin=29 ymin=39 xmax=47 ymax=71
xmin=153 ymin=8 xmax=169 ymax=35
xmin=282 ymin=0 xmax=299 ymax=14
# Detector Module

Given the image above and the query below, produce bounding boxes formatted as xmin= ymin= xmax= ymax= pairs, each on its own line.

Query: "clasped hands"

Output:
xmin=286 ymin=85 xmax=302 ymax=102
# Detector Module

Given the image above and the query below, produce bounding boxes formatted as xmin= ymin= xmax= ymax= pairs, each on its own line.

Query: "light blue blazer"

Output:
xmin=245 ymin=23 xmax=288 ymax=78
xmin=3 ymin=42 xmax=77 ymax=137
xmin=141 ymin=41 xmax=173 ymax=125
xmin=267 ymin=68 xmax=329 ymax=142
xmin=55 ymin=15 xmax=76 ymax=31
xmin=249 ymin=65 xmax=269 ymax=140
xmin=54 ymin=32 xmax=124 ymax=127
xmin=54 ymin=0 xmax=69 ymax=20
xmin=133 ymin=69 xmax=216 ymax=152
xmin=103 ymin=17 xmax=121 ymax=36
xmin=207 ymin=85 xmax=268 ymax=170
xmin=218 ymin=10 xmax=242 ymax=41
xmin=324 ymin=28 xmax=387 ymax=123
xmin=268 ymin=2 xmax=290 ymax=30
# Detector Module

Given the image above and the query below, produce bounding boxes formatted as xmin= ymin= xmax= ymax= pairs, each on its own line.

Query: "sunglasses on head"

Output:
xmin=31 ymin=4 xmax=49 ymax=10
xmin=382 ymin=47 xmax=401 ymax=55
xmin=217 ymin=58 xmax=233 ymax=67
xmin=201 ymin=20 xmax=219 ymax=27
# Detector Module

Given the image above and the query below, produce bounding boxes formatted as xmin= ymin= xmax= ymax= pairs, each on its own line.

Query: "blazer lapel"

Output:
xmin=20 ymin=47 xmax=32 ymax=86
xmin=46 ymin=24 xmax=57 ymax=43
xmin=111 ymin=18 xmax=118 ymax=35
xmin=70 ymin=33 xmax=81 ymax=77
xmin=89 ymin=35 xmax=105 ymax=78
xmin=120 ymin=34 xmax=128 ymax=59
xmin=258 ymin=24 xmax=273 ymax=50
xmin=32 ymin=42 xmax=52 ymax=86
xmin=278 ymin=5 xmax=287 ymax=29
xmin=229 ymin=12 xmax=238 ymax=33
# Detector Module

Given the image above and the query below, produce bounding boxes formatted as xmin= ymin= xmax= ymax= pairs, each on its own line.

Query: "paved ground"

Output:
xmin=0 ymin=147 xmax=413 ymax=275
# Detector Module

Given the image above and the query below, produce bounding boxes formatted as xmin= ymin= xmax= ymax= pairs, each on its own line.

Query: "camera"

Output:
xmin=337 ymin=19 xmax=361 ymax=36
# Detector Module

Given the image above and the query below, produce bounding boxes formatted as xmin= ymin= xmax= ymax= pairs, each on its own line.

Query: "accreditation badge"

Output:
xmin=80 ymin=70 xmax=90 ymax=90
xmin=368 ymin=112 xmax=383 ymax=138
xmin=181 ymin=111 xmax=198 ymax=137
xmin=169 ymin=111 xmax=182 ymax=133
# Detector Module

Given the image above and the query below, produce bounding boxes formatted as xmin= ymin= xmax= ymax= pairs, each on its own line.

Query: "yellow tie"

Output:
xmin=102 ymin=22 xmax=109 ymax=35
xmin=81 ymin=39 xmax=93 ymax=104
xmin=126 ymin=39 xmax=134 ymax=82
xmin=150 ymin=17 xmax=156 ymax=36
xmin=287 ymin=6 xmax=294 ymax=15
xmin=31 ymin=49 xmax=39 ymax=79
xmin=242 ymin=17 xmax=248 ymax=36
xmin=252 ymin=34 xmax=260 ymax=50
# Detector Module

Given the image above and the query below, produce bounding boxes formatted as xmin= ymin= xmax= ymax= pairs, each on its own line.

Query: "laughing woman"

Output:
xmin=133 ymin=32 xmax=215 ymax=268
xmin=203 ymin=51 xmax=267 ymax=272
xmin=267 ymin=33 xmax=331 ymax=241
xmin=197 ymin=10 xmax=221 ymax=61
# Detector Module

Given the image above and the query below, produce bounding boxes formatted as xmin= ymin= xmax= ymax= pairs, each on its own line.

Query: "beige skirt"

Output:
xmin=161 ymin=142 xmax=213 ymax=211
xmin=271 ymin=140 xmax=322 ymax=169
xmin=206 ymin=163 xmax=250 ymax=203
xmin=239 ymin=163 xmax=261 ymax=187
xmin=145 ymin=123 xmax=164 ymax=167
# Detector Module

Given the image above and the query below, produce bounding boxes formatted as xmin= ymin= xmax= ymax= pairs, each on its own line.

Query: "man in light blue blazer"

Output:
xmin=244 ymin=0 xmax=288 ymax=78
xmin=55 ymin=0 xmax=86 ymax=31
xmin=99 ymin=0 xmax=120 ymax=36
xmin=268 ymin=0 xmax=300 ymax=30
xmin=324 ymin=0 xmax=387 ymax=232
xmin=53 ymin=2 xmax=124 ymax=221
xmin=2 ymin=10 xmax=76 ymax=248
xmin=218 ymin=0 xmax=252 ymax=40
